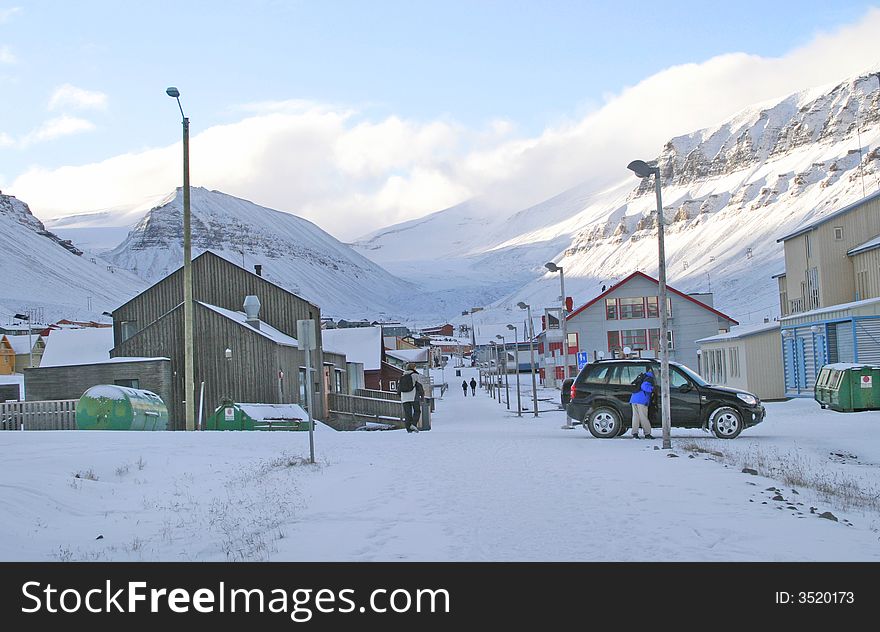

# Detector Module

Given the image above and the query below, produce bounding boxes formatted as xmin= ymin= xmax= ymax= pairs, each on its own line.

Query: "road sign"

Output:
xmin=576 ymin=351 xmax=589 ymax=370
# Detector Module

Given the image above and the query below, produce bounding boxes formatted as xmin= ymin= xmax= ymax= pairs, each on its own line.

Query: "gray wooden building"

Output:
xmin=109 ymin=251 xmax=340 ymax=428
xmin=24 ymin=358 xmax=172 ymax=406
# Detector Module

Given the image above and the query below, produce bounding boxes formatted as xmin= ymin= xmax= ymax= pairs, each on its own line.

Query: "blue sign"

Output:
xmin=576 ymin=351 xmax=589 ymax=370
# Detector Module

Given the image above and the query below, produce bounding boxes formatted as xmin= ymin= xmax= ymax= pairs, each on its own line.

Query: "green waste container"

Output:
xmin=814 ymin=363 xmax=880 ymax=412
xmin=206 ymin=400 xmax=311 ymax=431
xmin=76 ymin=385 xmax=169 ymax=430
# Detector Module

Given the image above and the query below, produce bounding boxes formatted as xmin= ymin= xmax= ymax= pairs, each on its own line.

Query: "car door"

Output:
xmin=608 ymin=364 xmax=650 ymax=418
xmin=666 ymin=366 xmax=702 ymax=426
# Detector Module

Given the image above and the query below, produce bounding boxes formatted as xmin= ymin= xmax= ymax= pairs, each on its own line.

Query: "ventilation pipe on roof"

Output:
xmin=243 ymin=295 xmax=261 ymax=330
xmin=254 ymin=264 xmax=262 ymax=277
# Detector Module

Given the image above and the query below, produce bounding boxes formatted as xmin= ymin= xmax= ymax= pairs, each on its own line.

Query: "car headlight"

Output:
xmin=736 ymin=393 xmax=757 ymax=406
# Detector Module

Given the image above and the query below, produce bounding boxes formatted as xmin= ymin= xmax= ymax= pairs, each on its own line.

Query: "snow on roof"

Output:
xmin=321 ymin=326 xmax=382 ymax=370
xmin=847 ymin=233 xmax=880 ymax=257
xmin=780 ymin=295 xmax=880 ymax=321
xmin=199 ymin=302 xmax=298 ymax=347
xmin=386 ymin=348 xmax=429 ymax=363
xmin=5 ymin=335 xmax=37 ymax=354
xmin=236 ymin=403 xmax=308 ymax=421
xmin=40 ymin=328 xmax=115 ymax=367
xmin=696 ymin=322 xmax=780 ymax=343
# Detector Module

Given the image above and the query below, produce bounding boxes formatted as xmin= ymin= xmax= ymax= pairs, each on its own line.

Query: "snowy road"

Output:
xmin=1 ymin=367 xmax=878 ymax=561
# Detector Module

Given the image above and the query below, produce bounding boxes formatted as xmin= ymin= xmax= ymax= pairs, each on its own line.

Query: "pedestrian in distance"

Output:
xmin=629 ymin=370 xmax=655 ymax=439
xmin=470 ymin=377 xmax=477 ymax=396
xmin=462 ymin=380 xmax=469 ymax=396
xmin=399 ymin=363 xmax=421 ymax=433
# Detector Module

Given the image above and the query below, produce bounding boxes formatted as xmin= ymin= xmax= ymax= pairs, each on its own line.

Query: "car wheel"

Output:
xmin=587 ymin=406 xmax=622 ymax=439
xmin=710 ymin=406 xmax=743 ymax=439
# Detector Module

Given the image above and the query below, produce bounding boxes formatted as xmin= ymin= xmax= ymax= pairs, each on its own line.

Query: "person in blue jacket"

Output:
xmin=629 ymin=370 xmax=655 ymax=439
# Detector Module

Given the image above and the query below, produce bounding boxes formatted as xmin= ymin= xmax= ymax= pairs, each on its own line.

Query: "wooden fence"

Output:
xmin=328 ymin=393 xmax=405 ymax=429
xmin=0 ymin=400 xmax=78 ymax=430
xmin=355 ymin=388 xmax=400 ymax=400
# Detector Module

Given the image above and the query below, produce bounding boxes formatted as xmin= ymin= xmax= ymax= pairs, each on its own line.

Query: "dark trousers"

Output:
xmin=471 ymin=386 xmax=475 ymax=395
xmin=463 ymin=387 xmax=468 ymax=396
xmin=403 ymin=401 xmax=419 ymax=427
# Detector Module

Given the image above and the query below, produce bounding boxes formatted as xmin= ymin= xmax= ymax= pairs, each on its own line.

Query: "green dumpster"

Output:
xmin=814 ymin=363 xmax=880 ymax=412
xmin=206 ymin=400 xmax=311 ymax=431
xmin=76 ymin=385 xmax=169 ymax=430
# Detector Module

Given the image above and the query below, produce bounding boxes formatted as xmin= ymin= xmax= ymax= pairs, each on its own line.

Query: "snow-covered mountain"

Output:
xmin=0 ymin=192 xmax=146 ymax=324
xmin=355 ymin=69 xmax=880 ymax=327
xmin=103 ymin=187 xmax=418 ymax=319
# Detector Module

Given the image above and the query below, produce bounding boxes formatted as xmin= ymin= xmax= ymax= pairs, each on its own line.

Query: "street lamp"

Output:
xmin=627 ymin=159 xmax=671 ymax=449
xmin=496 ymin=334 xmax=510 ymax=409
xmin=517 ymin=302 xmax=540 ymax=417
xmin=507 ymin=324 xmax=522 ymax=417
xmin=167 ymin=86 xmax=196 ymax=432
xmin=545 ymin=262 xmax=574 ymax=429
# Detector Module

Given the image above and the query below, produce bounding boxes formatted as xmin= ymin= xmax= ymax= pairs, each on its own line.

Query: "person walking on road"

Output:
xmin=629 ymin=370 xmax=655 ymax=439
xmin=399 ymin=363 xmax=421 ymax=433
xmin=470 ymin=377 xmax=477 ymax=396
xmin=462 ymin=380 xmax=469 ymax=396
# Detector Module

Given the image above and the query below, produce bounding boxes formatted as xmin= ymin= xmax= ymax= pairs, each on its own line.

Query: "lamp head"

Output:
xmin=225 ymin=348 xmax=232 ymax=359
xmin=545 ymin=262 xmax=560 ymax=273
xmin=517 ymin=301 xmax=529 ymax=310
xmin=496 ymin=334 xmax=503 ymax=340
xmin=506 ymin=324 xmax=515 ymax=331
xmin=166 ymin=87 xmax=180 ymax=98
xmin=627 ymin=159 xmax=659 ymax=179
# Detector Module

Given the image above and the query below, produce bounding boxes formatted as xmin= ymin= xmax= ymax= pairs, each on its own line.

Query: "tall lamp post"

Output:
xmin=545 ymin=262 xmax=573 ymax=429
xmin=627 ymin=159 xmax=671 ymax=450
xmin=495 ymin=335 xmax=509 ymax=408
xmin=167 ymin=86 xmax=196 ymax=432
xmin=506 ymin=324 xmax=522 ymax=416
xmin=517 ymin=302 xmax=540 ymax=417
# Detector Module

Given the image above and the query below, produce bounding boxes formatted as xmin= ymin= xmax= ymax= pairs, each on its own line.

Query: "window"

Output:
xmin=621 ymin=329 xmax=647 ymax=350
xmin=582 ymin=365 xmax=611 ymax=383
xmin=605 ymin=298 xmax=618 ymax=320
xmin=607 ymin=331 xmax=620 ymax=352
xmin=389 ymin=380 xmax=397 ymax=392
xmin=780 ymin=289 xmax=789 ymax=317
xmin=114 ymin=379 xmax=139 ymax=389
xmin=669 ymin=368 xmax=690 ymax=389
xmin=646 ymin=296 xmax=672 ymax=318
xmin=807 ymin=267 xmax=820 ymax=310
xmin=648 ymin=329 xmax=674 ymax=351
xmin=619 ymin=297 xmax=645 ymax=319
xmin=567 ymin=332 xmax=578 ymax=354
xmin=334 ymin=369 xmax=344 ymax=393
xmin=728 ymin=348 xmax=740 ymax=378
xmin=608 ymin=364 xmax=647 ymax=385
xmin=120 ymin=321 xmax=138 ymax=342
xmin=833 ymin=226 xmax=844 ymax=240
xmin=805 ymin=233 xmax=812 ymax=259
xmin=856 ymin=269 xmax=868 ymax=301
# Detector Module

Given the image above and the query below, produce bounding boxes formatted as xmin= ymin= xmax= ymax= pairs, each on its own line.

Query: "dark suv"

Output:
xmin=565 ymin=359 xmax=765 ymax=439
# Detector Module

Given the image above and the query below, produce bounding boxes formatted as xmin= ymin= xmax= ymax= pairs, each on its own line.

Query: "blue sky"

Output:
xmin=1 ymin=1 xmax=879 ymax=238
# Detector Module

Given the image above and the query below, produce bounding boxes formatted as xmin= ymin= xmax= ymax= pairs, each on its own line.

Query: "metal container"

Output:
xmin=75 ymin=385 xmax=169 ymax=430
xmin=815 ymin=363 xmax=880 ymax=412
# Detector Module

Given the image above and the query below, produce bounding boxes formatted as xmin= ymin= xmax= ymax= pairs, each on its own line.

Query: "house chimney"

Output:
xmin=254 ymin=264 xmax=262 ymax=277
xmin=243 ymin=295 xmax=261 ymax=330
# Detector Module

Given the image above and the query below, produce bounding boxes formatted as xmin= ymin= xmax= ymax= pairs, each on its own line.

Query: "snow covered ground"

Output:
xmin=1 ymin=367 xmax=878 ymax=562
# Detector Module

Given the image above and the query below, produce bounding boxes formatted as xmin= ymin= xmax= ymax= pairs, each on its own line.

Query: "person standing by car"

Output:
xmin=470 ymin=377 xmax=477 ymax=396
xmin=629 ymin=370 xmax=655 ymax=439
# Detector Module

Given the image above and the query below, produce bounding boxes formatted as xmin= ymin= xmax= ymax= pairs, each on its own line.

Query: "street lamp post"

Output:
xmin=627 ymin=159 xmax=672 ymax=450
xmin=13 ymin=313 xmax=33 ymax=370
xmin=507 ymin=324 xmax=522 ymax=416
xmin=517 ymin=302 xmax=539 ymax=417
xmin=545 ymin=262 xmax=573 ymax=428
xmin=166 ymin=86 xmax=196 ymax=432
xmin=496 ymin=335 xmax=509 ymax=409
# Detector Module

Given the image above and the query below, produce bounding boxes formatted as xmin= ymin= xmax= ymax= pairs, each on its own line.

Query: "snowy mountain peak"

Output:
xmin=105 ymin=187 xmax=417 ymax=319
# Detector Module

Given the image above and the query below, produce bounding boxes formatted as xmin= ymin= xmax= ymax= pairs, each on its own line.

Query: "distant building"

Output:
xmin=421 ymin=324 xmax=454 ymax=337
xmin=555 ymin=271 xmax=738 ymax=380
xmin=697 ymin=322 xmax=785 ymax=400
xmin=322 ymin=325 xmax=403 ymax=392
xmin=7 ymin=334 xmax=45 ymax=372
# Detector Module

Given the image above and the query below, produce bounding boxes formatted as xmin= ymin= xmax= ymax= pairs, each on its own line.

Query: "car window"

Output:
xmin=670 ymin=368 xmax=691 ymax=388
xmin=581 ymin=364 xmax=611 ymax=383
xmin=608 ymin=365 xmax=647 ymax=385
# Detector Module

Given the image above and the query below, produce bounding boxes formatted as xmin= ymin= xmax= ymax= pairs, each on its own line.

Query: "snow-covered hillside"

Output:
xmin=0 ymin=192 xmax=145 ymax=323
xmin=103 ymin=187 xmax=418 ymax=319
xmin=355 ymin=70 xmax=880 ymax=327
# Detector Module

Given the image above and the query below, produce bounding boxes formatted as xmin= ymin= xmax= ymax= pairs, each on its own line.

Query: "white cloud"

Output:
xmin=0 ymin=7 xmax=21 ymax=23
xmin=8 ymin=8 xmax=880 ymax=241
xmin=0 ymin=46 xmax=16 ymax=64
xmin=48 ymin=84 xmax=107 ymax=111
xmin=21 ymin=115 xmax=95 ymax=146
xmin=0 ymin=132 xmax=13 ymax=147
